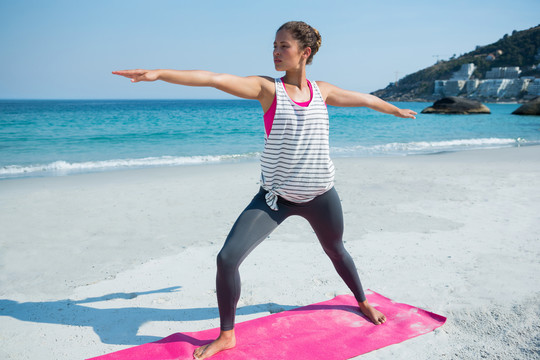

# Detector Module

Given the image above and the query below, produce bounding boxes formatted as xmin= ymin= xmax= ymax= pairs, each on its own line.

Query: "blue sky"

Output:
xmin=1 ymin=0 xmax=539 ymax=99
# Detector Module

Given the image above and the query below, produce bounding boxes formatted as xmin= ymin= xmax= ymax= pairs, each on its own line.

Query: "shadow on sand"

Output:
xmin=0 ymin=286 xmax=297 ymax=345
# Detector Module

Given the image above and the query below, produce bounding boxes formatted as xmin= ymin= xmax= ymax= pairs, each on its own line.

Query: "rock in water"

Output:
xmin=421 ymin=97 xmax=490 ymax=114
xmin=512 ymin=97 xmax=540 ymax=115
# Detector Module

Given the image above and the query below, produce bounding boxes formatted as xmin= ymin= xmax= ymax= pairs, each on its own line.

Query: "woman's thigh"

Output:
xmin=218 ymin=188 xmax=290 ymax=266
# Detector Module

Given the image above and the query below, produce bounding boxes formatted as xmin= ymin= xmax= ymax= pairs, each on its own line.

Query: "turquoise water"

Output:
xmin=1 ymin=100 xmax=539 ymax=179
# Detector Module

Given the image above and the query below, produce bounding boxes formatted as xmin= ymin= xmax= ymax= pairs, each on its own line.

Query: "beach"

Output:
xmin=1 ymin=146 xmax=539 ymax=359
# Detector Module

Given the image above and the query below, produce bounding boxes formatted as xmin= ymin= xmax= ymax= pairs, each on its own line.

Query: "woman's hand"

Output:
xmin=394 ymin=108 xmax=417 ymax=119
xmin=112 ymin=69 xmax=161 ymax=83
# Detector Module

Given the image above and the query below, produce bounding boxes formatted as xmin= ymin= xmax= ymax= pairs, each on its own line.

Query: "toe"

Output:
xmin=193 ymin=345 xmax=207 ymax=359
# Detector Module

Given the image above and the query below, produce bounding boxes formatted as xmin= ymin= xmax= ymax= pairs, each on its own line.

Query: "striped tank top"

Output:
xmin=260 ymin=78 xmax=335 ymax=210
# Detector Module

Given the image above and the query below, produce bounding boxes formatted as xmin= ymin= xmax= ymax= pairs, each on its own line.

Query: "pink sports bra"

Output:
xmin=264 ymin=78 xmax=313 ymax=137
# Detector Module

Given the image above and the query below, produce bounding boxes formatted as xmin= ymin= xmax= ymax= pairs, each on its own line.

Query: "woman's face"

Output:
xmin=273 ymin=30 xmax=308 ymax=71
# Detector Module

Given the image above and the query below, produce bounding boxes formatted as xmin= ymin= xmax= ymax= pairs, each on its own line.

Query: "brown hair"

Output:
xmin=277 ymin=21 xmax=322 ymax=65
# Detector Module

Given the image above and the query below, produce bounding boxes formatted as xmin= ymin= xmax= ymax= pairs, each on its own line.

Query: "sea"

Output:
xmin=1 ymin=99 xmax=539 ymax=180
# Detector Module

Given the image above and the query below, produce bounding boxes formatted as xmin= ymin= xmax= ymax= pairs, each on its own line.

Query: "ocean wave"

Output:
xmin=0 ymin=153 xmax=260 ymax=177
xmin=331 ymin=138 xmax=529 ymax=156
xmin=0 ymin=138 xmax=533 ymax=179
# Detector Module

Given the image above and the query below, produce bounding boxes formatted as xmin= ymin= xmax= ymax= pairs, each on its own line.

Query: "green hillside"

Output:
xmin=372 ymin=24 xmax=540 ymax=101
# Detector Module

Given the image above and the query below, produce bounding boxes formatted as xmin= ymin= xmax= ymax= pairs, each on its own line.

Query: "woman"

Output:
xmin=114 ymin=21 xmax=416 ymax=360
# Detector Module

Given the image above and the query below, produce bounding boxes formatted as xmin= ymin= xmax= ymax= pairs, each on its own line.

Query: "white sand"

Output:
xmin=1 ymin=146 xmax=539 ymax=359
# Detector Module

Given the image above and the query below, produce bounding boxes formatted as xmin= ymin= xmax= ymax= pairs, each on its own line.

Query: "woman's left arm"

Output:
xmin=317 ymin=81 xmax=417 ymax=119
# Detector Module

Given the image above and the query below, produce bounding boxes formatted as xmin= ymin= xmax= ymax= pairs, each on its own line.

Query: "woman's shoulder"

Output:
xmin=250 ymin=75 xmax=276 ymax=90
xmin=313 ymin=80 xmax=332 ymax=89
xmin=254 ymin=75 xmax=277 ymax=83
xmin=313 ymin=81 xmax=334 ymax=99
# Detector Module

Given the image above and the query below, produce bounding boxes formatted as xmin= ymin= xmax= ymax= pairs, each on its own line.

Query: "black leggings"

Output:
xmin=216 ymin=187 xmax=366 ymax=331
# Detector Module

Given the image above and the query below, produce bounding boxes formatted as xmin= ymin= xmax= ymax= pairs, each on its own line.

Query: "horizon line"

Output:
xmin=0 ymin=98 xmax=258 ymax=101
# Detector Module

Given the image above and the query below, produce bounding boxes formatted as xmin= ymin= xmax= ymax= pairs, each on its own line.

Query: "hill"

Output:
xmin=372 ymin=24 xmax=540 ymax=101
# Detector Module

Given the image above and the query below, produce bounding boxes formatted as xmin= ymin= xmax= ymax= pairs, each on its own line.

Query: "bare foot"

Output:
xmin=193 ymin=329 xmax=236 ymax=359
xmin=358 ymin=300 xmax=386 ymax=325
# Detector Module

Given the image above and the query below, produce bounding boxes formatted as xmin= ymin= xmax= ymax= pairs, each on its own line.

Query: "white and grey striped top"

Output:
xmin=260 ymin=78 xmax=335 ymax=210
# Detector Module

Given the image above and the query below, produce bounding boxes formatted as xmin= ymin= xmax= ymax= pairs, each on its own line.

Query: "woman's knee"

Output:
xmin=216 ymin=249 xmax=239 ymax=273
xmin=322 ymin=240 xmax=347 ymax=260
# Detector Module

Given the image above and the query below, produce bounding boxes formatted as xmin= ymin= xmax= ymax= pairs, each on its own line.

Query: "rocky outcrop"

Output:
xmin=512 ymin=97 xmax=540 ymax=115
xmin=421 ymin=97 xmax=491 ymax=114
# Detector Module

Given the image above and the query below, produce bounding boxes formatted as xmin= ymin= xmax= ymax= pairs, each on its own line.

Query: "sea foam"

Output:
xmin=0 ymin=153 xmax=259 ymax=178
xmin=331 ymin=137 xmax=527 ymax=156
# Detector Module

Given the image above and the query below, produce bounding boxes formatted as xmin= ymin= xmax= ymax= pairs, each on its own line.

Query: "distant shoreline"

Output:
xmin=373 ymin=95 xmax=530 ymax=104
xmin=0 ymin=97 xmax=527 ymax=104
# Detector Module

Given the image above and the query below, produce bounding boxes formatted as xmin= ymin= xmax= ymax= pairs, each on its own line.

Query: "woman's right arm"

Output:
xmin=112 ymin=69 xmax=273 ymax=103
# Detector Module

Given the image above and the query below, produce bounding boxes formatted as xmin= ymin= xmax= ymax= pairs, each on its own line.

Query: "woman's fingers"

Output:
xmin=112 ymin=69 xmax=154 ymax=82
xmin=113 ymin=69 xmax=142 ymax=78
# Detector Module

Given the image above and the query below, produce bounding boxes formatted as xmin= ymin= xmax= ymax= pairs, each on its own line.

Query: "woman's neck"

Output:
xmin=282 ymin=69 xmax=308 ymax=90
xmin=282 ymin=69 xmax=311 ymax=102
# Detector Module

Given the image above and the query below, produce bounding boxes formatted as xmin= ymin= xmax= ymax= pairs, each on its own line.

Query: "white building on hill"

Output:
xmin=434 ymin=64 xmax=475 ymax=97
xmin=451 ymin=63 xmax=476 ymax=80
xmin=485 ymin=67 xmax=521 ymax=79
xmin=434 ymin=64 xmax=537 ymax=100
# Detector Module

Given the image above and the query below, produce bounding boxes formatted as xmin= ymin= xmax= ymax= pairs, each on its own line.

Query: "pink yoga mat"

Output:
xmin=87 ymin=290 xmax=446 ymax=360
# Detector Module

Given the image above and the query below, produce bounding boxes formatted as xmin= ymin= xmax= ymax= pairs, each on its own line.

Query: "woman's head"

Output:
xmin=276 ymin=21 xmax=321 ymax=65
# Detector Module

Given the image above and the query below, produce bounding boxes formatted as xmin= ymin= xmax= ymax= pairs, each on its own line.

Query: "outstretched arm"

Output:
xmin=112 ymin=69 xmax=274 ymax=102
xmin=317 ymin=81 xmax=417 ymax=119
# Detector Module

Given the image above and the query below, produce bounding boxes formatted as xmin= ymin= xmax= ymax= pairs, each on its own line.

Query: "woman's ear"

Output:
xmin=302 ymin=47 xmax=312 ymax=60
